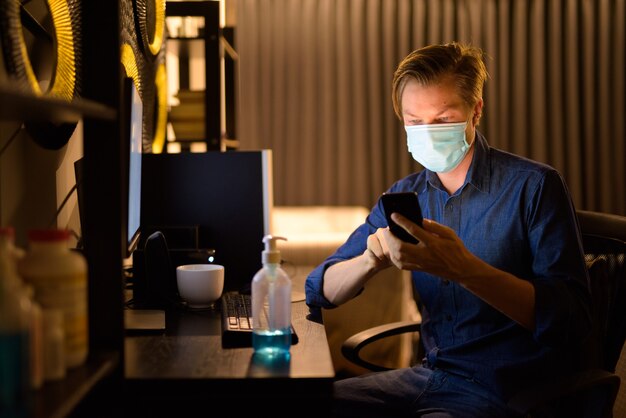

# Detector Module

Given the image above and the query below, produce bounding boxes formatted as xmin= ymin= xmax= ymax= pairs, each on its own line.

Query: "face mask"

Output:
xmin=405 ymin=121 xmax=469 ymax=173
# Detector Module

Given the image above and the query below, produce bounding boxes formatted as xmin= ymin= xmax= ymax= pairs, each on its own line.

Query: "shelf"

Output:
xmin=28 ymin=351 xmax=120 ymax=418
xmin=167 ymin=36 xmax=205 ymax=41
xmin=222 ymin=138 xmax=239 ymax=149
xmin=0 ymin=1 xmax=125 ymax=417
xmin=0 ymin=85 xmax=116 ymax=123
xmin=166 ymin=1 xmax=221 ymax=151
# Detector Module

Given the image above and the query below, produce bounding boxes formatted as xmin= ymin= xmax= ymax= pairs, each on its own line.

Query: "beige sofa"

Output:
xmin=272 ymin=206 xmax=419 ymax=377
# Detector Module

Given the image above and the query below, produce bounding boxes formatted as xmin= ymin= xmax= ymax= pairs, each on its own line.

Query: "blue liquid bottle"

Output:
xmin=0 ymin=227 xmax=30 ymax=413
xmin=251 ymin=235 xmax=292 ymax=356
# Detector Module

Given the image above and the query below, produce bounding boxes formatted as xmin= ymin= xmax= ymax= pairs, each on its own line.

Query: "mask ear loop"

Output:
xmin=466 ymin=112 xmax=479 ymax=149
xmin=472 ymin=99 xmax=484 ymax=126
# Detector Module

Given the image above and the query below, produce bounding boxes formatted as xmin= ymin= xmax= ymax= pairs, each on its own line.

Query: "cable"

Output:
xmin=0 ymin=123 xmax=24 ymax=158
xmin=48 ymin=183 xmax=77 ymax=228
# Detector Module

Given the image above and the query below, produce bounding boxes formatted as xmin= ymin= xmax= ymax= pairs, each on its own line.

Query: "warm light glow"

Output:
xmin=149 ymin=0 xmax=166 ymax=55
xmin=190 ymin=142 xmax=207 ymax=153
xmin=167 ymin=142 xmax=181 ymax=153
xmin=120 ymin=44 xmax=140 ymax=90
xmin=152 ymin=63 xmax=168 ymax=153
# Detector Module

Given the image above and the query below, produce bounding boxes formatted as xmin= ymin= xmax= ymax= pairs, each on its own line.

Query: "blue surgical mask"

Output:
xmin=405 ymin=121 xmax=469 ymax=173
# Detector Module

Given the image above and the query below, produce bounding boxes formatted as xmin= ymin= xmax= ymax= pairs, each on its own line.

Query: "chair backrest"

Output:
xmin=576 ymin=210 xmax=626 ymax=417
xmin=577 ymin=210 xmax=626 ymax=369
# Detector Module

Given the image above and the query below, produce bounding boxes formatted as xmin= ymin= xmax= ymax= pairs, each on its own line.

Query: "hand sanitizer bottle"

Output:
xmin=251 ymin=235 xmax=291 ymax=355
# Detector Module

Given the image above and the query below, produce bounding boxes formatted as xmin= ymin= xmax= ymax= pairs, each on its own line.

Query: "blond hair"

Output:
xmin=392 ymin=42 xmax=489 ymax=120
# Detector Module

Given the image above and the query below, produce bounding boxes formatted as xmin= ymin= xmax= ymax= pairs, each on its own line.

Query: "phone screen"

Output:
xmin=381 ymin=192 xmax=423 ymax=244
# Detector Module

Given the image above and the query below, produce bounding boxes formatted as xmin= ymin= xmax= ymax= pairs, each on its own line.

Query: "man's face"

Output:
xmin=400 ymin=77 xmax=481 ymax=145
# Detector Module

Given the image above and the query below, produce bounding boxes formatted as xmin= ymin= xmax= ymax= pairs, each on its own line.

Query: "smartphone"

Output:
xmin=381 ymin=192 xmax=423 ymax=244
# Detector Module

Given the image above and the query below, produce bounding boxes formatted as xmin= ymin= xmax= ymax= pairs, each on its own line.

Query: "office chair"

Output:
xmin=341 ymin=209 xmax=626 ymax=418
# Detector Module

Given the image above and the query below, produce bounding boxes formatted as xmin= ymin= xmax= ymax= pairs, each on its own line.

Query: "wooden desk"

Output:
xmin=124 ymin=300 xmax=335 ymax=416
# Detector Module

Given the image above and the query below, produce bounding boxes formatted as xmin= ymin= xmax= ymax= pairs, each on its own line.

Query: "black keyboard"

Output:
xmin=220 ymin=291 xmax=298 ymax=348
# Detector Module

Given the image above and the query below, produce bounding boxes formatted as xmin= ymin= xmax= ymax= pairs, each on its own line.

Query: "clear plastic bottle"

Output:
xmin=0 ymin=227 xmax=31 ymax=411
xmin=42 ymin=309 xmax=66 ymax=381
xmin=251 ymin=235 xmax=292 ymax=355
xmin=24 ymin=285 xmax=44 ymax=389
xmin=18 ymin=229 xmax=89 ymax=368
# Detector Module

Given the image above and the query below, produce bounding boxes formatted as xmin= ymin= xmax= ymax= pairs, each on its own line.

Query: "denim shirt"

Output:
xmin=305 ymin=132 xmax=592 ymax=401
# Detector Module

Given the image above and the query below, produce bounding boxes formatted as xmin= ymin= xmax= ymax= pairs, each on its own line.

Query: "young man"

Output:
xmin=305 ymin=42 xmax=592 ymax=417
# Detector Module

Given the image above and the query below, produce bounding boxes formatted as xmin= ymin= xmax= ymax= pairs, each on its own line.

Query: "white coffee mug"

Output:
xmin=176 ymin=264 xmax=224 ymax=309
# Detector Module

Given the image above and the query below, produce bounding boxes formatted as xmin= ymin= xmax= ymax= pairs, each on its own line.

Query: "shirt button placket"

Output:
xmin=446 ymin=196 xmax=461 ymax=233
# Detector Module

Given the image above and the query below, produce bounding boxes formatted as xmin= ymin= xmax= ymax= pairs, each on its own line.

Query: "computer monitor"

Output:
xmin=122 ymin=77 xmax=143 ymax=257
xmin=140 ymin=150 xmax=274 ymax=293
xmin=73 ymin=78 xmax=143 ymax=257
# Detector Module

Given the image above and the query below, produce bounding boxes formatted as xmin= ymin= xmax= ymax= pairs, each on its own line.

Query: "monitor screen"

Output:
xmin=140 ymin=150 xmax=273 ymax=293
xmin=125 ymin=77 xmax=143 ymax=256
xmin=74 ymin=79 xmax=144 ymax=259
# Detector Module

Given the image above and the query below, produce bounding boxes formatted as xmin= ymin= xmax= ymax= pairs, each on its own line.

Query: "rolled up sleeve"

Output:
xmin=305 ymin=212 xmax=383 ymax=311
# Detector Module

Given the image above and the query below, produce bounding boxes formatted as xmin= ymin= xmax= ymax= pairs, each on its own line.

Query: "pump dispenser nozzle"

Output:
xmin=261 ymin=235 xmax=287 ymax=265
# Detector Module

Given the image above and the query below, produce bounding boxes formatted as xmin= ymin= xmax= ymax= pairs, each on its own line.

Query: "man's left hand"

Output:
xmin=383 ymin=213 xmax=482 ymax=282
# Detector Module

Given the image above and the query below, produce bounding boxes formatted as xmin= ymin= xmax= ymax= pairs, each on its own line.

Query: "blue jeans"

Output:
xmin=332 ymin=365 xmax=518 ymax=417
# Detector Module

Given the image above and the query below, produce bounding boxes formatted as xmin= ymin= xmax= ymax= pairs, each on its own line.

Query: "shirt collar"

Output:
xmin=466 ymin=131 xmax=490 ymax=193
xmin=424 ymin=130 xmax=491 ymax=194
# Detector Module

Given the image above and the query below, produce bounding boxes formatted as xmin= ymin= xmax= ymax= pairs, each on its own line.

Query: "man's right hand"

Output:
xmin=364 ymin=228 xmax=394 ymax=272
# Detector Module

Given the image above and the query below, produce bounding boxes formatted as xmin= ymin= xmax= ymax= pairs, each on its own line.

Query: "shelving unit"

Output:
xmin=0 ymin=81 xmax=122 ymax=417
xmin=1 ymin=1 xmax=234 ymax=416
xmin=79 ymin=0 xmax=128 ymax=413
xmin=29 ymin=352 xmax=119 ymax=418
xmin=165 ymin=0 xmax=221 ymax=151
xmin=0 ymin=1 xmax=126 ymax=416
